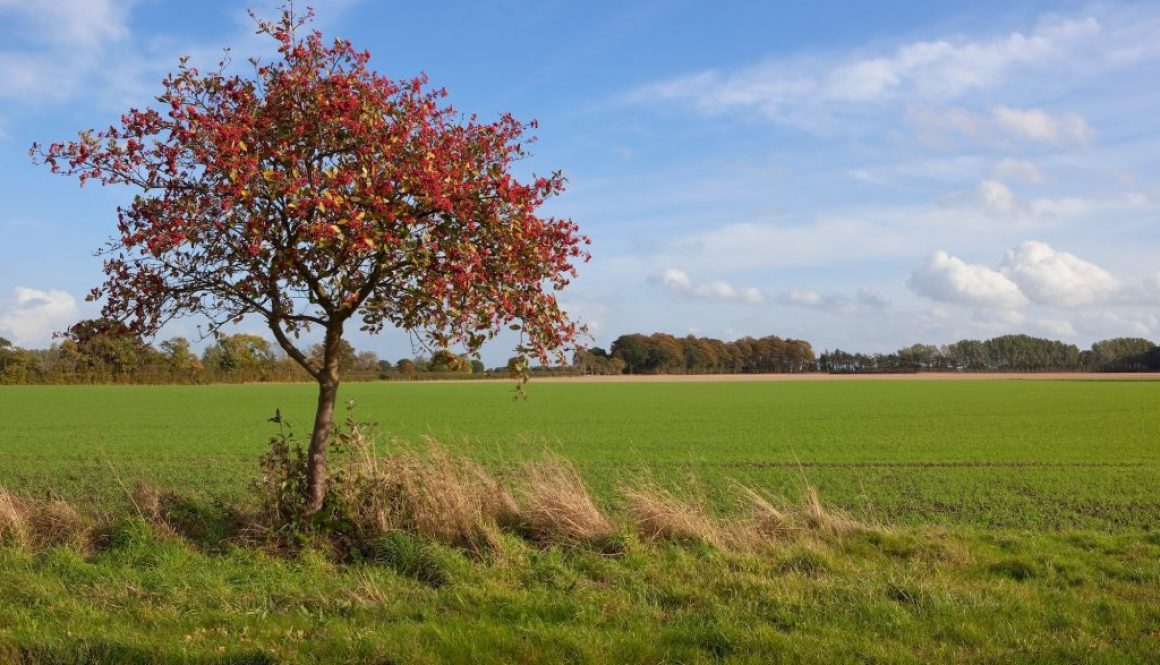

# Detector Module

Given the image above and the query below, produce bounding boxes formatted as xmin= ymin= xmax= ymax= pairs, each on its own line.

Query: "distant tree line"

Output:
xmin=4 ymin=322 xmax=1157 ymax=385
xmin=818 ymin=335 xmax=1160 ymax=373
xmin=575 ymin=333 xmax=816 ymax=375
xmin=0 ymin=318 xmax=489 ymax=385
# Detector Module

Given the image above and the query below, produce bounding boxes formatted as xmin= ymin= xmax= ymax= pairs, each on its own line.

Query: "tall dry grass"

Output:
xmin=624 ymin=483 xmax=722 ymax=546
xmin=1 ymin=427 xmax=867 ymax=558
xmin=0 ymin=488 xmax=89 ymax=550
xmin=331 ymin=434 xmax=511 ymax=552
xmin=513 ymin=455 xmax=616 ymax=548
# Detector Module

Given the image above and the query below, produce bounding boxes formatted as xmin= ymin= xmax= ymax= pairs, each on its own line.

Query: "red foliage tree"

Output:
xmin=32 ymin=7 xmax=589 ymax=513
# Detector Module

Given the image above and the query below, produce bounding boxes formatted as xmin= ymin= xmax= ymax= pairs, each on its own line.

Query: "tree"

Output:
xmin=31 ymin=6 xmax=589 ymax=513
xmin=308 ymin=338 xmax=358 ymax=375
xmin=60 ymin=318 xmax=154 ymax=380
xmin=354 ymin=350 xmax=380 ymax=373
xmin=395 ymin=358 xmax=417 ymax=377
xmin=1090 ymin=337 xmax=1155 ymax=371
xmin=159 ymin=337 xmax=203 ymax=378
xmin=203 ymin=333 xmax=277 ymax=377
xmin=428 ymin=349 xmax=462 ymax=372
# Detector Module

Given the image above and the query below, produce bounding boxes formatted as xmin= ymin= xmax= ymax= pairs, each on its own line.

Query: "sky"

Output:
xmin=1 ymin=0 xmax=1158 ymax=365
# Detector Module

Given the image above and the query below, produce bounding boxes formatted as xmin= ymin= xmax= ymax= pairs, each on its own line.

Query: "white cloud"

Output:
xmin=560 ymin=296 xmax=614 ymax=340
xmin=650 ymin=268 xmax=883 ymax=314
xmin=0 ymin=287 xmax=79 ymax=346
xmin=1034 ymin=318 xmax=1079 ymax=338
xmin=946 ymin=179 xmax=1020 ymax=215
xmin=0 ymin=0 xmax=130 ymax=49
xmin=0 ymin=1 xmax=360 ymax=108
xmin=910 ymin=106 xmax=1095 ymax=148
xmin=0 ymin=0 xmax=133 ymax=103
xmin=989 ymin=158 xmax=1047 ymax=186
xmin=620 ymin=8 xmax=1160 ymax=132
xmin=999 ymin=241 xmax=1120 ymax=307
xmin=651 ymin=268 xmax=765 ymax=304
xmin=1075 ymin=311 xmax=1157 ymax=339
xmin=908 ymin=250 xmax=1029 ymax=308
xmin=777 ymin=287 xmax=888 ymax=315
xmin=992 ymin=106 xmax=1094 ymax=145
xmin=909 ymin=242 xmax=1128 ymax=312
xmin=627 ymin=17 xmax=1101 ymax=116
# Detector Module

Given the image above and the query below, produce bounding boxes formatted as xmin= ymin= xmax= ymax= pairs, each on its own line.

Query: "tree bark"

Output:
xmin=303 ymin=325 xmax=343 ymax=516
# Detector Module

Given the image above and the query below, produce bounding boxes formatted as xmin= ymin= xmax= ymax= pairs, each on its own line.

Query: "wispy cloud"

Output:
xmin=909 ymin=106 xmax=1095 ymax=148
xmin=650 ymin=268 xmax=765 ymax=304
xmin=619 ymin=6 xmax=1160 ymax=134
xmin=0 ymin=1 xmax=363 ymax=110
xmin=650 ymin=268 xmax=887 ymax=315
xmin=988 ymin=158 xmax=1048 ymax=186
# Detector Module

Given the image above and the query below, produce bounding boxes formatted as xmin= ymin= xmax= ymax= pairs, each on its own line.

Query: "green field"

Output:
xmin=2 ymin=378 xmax=1159 ymax=663
xmin=2 ymin=379 xmax=1158 ymax=529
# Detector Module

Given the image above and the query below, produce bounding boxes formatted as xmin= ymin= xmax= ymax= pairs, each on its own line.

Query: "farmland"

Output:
xmin=1 ymin=377 xmax=1159 ymax=663
xmin=2 ymin=378 xmax=1158 ymax=529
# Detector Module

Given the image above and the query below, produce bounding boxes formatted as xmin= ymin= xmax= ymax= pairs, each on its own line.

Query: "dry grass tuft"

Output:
xmin=735 ymin=484 xmax=795 ymax=542
xmin=0 ymin=488 xmax=90 ymax=550
xmin=801 ymin=486 xmax=861 ymax=538
xmin=27 ymin=500 xmax=88 ymax=549
xmin=624 ymin=484 xmax=721 ymax=546
xmin=131 ymin=481 xmax=163 ymax=522
xmin=0 ymin=488 xmax=31 ymax=548
xmin=515 ymin=455 xmax=615 ymax=547
xmin=335 ymin=435 xmax=506 ymax=552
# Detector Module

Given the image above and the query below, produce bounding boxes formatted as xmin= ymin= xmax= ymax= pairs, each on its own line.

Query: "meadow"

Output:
xmin=1 ymin=377 xmax=1159 ymax=663
xmin=1 ymin=378 xmax=1158 ymax=529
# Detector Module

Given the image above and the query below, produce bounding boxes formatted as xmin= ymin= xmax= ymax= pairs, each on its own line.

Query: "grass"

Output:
xmin=0 ymin=378 xmax=1158 ymax=662
xmin=0 ymin=524 xmax=1157 ymax=664
xmin=0 ymin=379 xmax=1158 ymax=529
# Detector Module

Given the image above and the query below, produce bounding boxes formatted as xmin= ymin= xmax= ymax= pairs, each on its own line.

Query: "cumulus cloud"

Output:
xmin=910 ymin=241 xmax=1133 ymax=313
xmin=0 ymin=287 xmax=79 ymax=346
xmin=999 ymin=241 xmax=1120 ymax=307
xmin=908 ymin=251 xmax=1029 ymax=308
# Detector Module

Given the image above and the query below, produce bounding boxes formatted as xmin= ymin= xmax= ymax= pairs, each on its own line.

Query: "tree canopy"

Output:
xmin=32 ymin=5 xmax=589 ymax=513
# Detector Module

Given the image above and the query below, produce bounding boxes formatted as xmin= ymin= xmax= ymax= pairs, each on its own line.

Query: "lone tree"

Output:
xmin=32 ymin=6 xmax=589 ymax=514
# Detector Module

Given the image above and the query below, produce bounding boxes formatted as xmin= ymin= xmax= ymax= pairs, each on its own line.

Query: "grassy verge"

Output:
xmin=1 ymin=523 xmax=1158 ymax=664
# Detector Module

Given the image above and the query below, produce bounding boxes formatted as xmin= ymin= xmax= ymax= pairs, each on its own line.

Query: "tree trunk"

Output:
xmin=303 ymin=327 xmax=343 ymax=515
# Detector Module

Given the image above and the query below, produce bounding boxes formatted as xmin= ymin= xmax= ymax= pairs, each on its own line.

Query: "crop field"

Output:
xmin=2 ymin=377 xmax=1160 ymax=664
xmin=1 ymin=378 xmax=1158 ymax=530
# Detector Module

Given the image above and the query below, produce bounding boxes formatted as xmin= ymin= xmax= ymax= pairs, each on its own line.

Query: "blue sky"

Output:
xmin=1 ymin=0 xmax=1159 ymax=365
